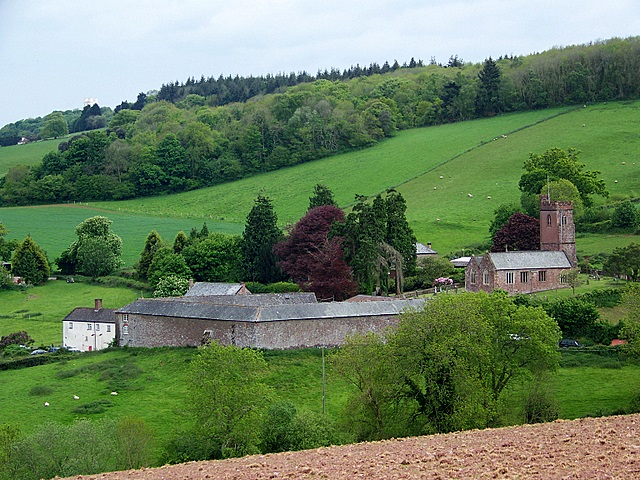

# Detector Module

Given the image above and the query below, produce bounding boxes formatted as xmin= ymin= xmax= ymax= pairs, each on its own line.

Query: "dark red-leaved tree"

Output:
xmin=274 ymin=206 xmax=358 ymax=301
xmin=491 ymin=212 xmax=540 ymax=252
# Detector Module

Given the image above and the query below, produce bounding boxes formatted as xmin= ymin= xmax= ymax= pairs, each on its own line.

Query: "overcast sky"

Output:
xmin=1 ymin=0 xmax=639 ymax=128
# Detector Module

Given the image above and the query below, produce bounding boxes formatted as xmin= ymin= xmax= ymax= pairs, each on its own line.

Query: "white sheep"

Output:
xmin=501 ymin=134 xmax=507 ymax=138
xmin=73 ymin=395 xmax=79 ymax=400
xmin=433 ymin=186 xmax=437 ymax=190
xmin=439 ymin=175 xmax=444 ymax=179
xmin=487 ymin=196 xmax=492 ymax=199
xmin=468 ymin=193 xmax=473 ymax=198
xmin=111 ymin=391 xmax=118 ymax=396
xmin=44 ymin=402 xmax=49 ymax=407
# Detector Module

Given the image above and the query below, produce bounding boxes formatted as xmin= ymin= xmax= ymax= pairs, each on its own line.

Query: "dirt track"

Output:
xmin=67 ymin=414 xmax=640 ymax=479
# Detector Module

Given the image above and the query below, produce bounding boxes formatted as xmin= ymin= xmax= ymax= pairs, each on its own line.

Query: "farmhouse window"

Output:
xmin=520 ymin=271 xmax=529 ymax=283
xmin=483 ymin=270 xmax=490 ymax=285
xmin=106 ymin=325 xmax=111 ymax=333
xmin=506 ymin=271 xmax=514 ymax=284
xmin=87 ymin=323 xmax=92 ymax=330
xmin=539 ymin=271 xmax=547 ymax=282
xmin=69 ymin=322 xmax=73 ymax=330
xmin=95 ymin=324 xmax=100 ymax=331
xmin=123 ymin=324 xmax=129 ymax=335
xmin=122 ymin=314 xmax=129 ymax=322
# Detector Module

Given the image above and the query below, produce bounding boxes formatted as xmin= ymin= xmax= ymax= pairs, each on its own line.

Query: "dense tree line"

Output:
xmin=0 ymin=104 xmax=113 ymax=146
xmin=3 ymin=37 xmax=640 ymax=205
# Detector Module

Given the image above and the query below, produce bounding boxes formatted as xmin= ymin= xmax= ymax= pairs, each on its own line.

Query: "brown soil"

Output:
xmin=66 ymin=414 xmax=640 ymax=479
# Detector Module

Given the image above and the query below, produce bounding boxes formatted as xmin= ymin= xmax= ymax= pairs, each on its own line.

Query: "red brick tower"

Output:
xmin=539 ymin=195 xmax=577 ymax=267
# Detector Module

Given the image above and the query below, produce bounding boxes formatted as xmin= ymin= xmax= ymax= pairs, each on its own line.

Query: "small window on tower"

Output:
xmin=547 ymin=214 xmax=552 ymax=226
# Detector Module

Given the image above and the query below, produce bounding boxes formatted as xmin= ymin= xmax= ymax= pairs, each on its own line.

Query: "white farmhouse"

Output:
xmin=62 ymin=299 xmax=116 ymax=352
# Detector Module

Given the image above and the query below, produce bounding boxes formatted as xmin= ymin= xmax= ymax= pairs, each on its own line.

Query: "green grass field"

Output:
xmin=2 ymin=101 xmax=640 ymax=265
xmin=0 ymin=205 xmax=242 ymax=266
xmin=0 ymin=281 xmax=139 ymax=345
xmin=0 ymin=345 xmax=637 ymax=463
xmin=0 ymin=137 xmax=68 ymax=176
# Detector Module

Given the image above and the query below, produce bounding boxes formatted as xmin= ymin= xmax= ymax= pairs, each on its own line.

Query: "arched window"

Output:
xmin=547 ymin=214 xmax=552 ymax=226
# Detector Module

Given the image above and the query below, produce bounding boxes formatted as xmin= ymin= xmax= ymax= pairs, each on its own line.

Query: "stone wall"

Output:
xmin=118 ymin=313 xmax=400 ymax=349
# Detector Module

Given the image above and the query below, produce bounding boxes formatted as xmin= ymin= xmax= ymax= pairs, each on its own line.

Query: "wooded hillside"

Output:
xmin=1 ymin=37 xmax=639 ymax=206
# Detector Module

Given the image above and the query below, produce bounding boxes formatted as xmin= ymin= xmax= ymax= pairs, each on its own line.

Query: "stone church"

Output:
xmin=465 ymin=195 xmax=577 ymax=295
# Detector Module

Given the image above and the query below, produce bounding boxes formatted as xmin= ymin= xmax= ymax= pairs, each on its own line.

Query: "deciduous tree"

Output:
xmin=189 ymin=342 xmax=273 ymax=458
xmin=491 ymin=212 xmax=540 ymax=252
xmin=274 ymin=206 xmax=357 ymax=301
xmin=519 ymin=147 xmax=608 ymax=207
xmin=605 ymin=242 xmax=640 ymax=281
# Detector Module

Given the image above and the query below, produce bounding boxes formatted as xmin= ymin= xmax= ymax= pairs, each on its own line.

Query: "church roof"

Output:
xmin=488 ymin=251 xmax=572 ymax=270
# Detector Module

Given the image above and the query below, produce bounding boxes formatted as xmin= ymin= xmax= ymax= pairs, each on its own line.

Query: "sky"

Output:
xmin=1 ymin=0 xmax=639 ymax=128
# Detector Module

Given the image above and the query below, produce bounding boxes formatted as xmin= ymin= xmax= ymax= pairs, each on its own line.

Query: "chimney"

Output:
xmin=189 ymin=278 xmax=194 ymax=288
xmin=94 ymin=299 xmax=102 ymax=311
xmin=427 ymin=242 xmax=432 ymax=250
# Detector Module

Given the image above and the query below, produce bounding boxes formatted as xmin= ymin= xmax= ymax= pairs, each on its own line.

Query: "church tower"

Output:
xmin=539 ymin=195 xmax=577 ymax=267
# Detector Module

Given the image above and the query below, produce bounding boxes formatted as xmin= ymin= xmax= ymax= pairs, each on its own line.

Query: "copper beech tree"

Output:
xmin=274 ymin=205 xmax=358 ymax=301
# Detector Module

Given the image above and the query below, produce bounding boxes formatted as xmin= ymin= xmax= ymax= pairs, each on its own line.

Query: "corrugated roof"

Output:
xmin=116 ymin=298 xmax=426 ymax=323
xmin=184 ymin=282 xmax=245 ymax=296
xmin=488 ymin=251 xmax=571 ymax=270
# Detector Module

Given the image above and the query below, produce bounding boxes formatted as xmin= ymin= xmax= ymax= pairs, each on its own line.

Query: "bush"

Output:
xmin=29 ymin=385 xmax=53 ymax=396
xmin=544 ymin=297 xmax=600 ymax=339
xmin=0 ymin=331 xmax=34 ymax=350
xmin=523 ymin=383 xmax=559 ymax=424
xmin=72 ymin=399 xmax=113 ymax=414
xmin=244 ymin=281 xmax=300 ymax=294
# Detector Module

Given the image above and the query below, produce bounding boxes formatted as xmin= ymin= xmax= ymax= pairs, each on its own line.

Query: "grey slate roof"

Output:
xmin=116 ymin=297 xmax=426 ymax=323
xmin=184 ymin=282 xmax=246 ymax=296
xmin=416 ymin=242 xmax=437 ymax=255
xmin=488 ymin=251 xmax=571 ymax=270
xmin=63 ymin=308 xmax=116 ymax=323
xmin=170 ymin=293 xmax=318 ymax=306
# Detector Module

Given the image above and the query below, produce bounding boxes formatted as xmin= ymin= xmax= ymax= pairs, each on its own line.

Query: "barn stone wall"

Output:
xmin=118 ymin=313 xmax=400 ymax=349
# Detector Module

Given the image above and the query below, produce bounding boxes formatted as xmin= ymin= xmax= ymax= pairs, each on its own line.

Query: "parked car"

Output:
xmin=559 ymin=339 xmax=580 ymax=348
xmin=30 ymin=349 xmax=47 ymax=355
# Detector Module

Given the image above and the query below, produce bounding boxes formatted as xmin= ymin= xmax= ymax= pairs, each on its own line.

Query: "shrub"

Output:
xmin=523 ymin=381 xmax=559 ymax=424
xmin=72 ymin=399 xmax=112 ymax=415
xmin=244 ymin=281 xmax=300 ymax=294
xmin=0 ymin=331 xmax=34 ymax=350
xmin=543 ymin=297 xmax=600 ymax=339
xmin=29 ymin=385 xmax=53 ymax=396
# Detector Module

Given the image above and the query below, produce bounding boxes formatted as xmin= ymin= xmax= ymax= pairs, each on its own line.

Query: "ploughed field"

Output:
xmin=68 ymin=414 xmax=640 ymax=479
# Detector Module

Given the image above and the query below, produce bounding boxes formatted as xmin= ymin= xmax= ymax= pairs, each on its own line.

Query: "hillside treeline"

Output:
xmin=1 ymin=37 xmax=640 ymax=205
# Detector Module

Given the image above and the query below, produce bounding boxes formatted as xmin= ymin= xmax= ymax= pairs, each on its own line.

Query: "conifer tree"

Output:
xmin=241 ymin=194 xmax=284 ymax=284
xmin=11 ymin=236 xmax=50 ymax=285
xmin=138 ymin=230 xmax=163 ymax=280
